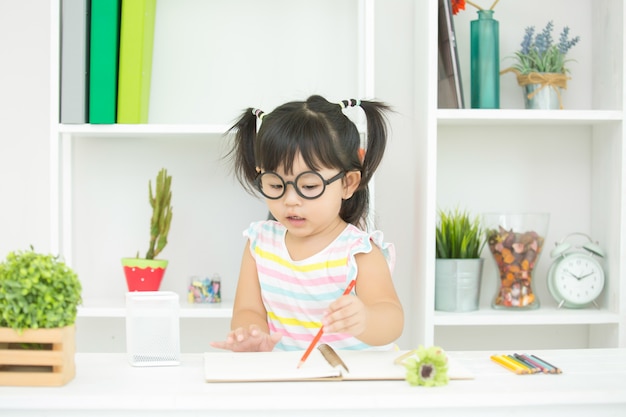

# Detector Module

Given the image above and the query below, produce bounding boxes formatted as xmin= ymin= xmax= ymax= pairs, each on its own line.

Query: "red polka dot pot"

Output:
xmin=121 ymin=258 xmax=168 ymax=291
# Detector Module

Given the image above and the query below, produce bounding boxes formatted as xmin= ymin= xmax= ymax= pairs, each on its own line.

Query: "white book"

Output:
xmin=204 ymin=348 xmax=474 ymax=382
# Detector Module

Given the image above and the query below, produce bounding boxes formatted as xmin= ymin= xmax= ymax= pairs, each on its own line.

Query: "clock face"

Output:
xmin=551 ymin=253 xmax=605 ymax=306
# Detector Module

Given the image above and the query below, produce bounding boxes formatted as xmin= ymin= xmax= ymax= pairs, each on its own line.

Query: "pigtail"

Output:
xmin=337 ymin=98 xmax=391 ymax=229
xmin=358 ymin=100 xmax=391 ymax=187
xmin=226 ymin=108 xmax=260 ymax=195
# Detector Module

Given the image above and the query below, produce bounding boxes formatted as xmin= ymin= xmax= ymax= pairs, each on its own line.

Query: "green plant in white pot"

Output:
xmin=435 ymin=208 xmax=486 ymax=312
xmin=122 ymin=168 xmax=173 ymax=292
xmin=0 ymin=247 xmax=82 ymax=386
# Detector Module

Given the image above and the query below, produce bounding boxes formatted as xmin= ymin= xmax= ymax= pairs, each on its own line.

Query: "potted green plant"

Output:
xmin=435 ymin=208 xmax=486 ymax=312
xmin=503 ymin=21 xmax=581 ymax=109
xmin=121 ymin=168 xmax=173 ymax=291
xmin=0 ymin=247 xmax=82 ymax=386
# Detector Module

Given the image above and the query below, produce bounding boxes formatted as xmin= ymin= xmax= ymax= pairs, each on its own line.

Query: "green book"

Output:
xmin=89 ymin=0 xmax=120 ymax=124
xmin=116 ymin=0 xmax=157 ymax=124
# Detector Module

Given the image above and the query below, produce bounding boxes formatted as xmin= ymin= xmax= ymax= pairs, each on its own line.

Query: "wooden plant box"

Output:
xmin=0 ymin=325 xmax=76 ymax=386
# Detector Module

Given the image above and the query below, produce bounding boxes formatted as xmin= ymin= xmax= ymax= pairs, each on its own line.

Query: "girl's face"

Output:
xmin=264 ymin=153 xmax=360 ymax=240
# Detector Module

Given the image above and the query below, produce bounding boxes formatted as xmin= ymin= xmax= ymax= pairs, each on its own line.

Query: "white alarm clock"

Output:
xmin=547 ymin=233 xmax=605 ymax=309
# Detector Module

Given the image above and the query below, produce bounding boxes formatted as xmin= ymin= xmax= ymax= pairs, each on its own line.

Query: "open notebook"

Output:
xmin=203 ymin=345 xmax=474 ymax=382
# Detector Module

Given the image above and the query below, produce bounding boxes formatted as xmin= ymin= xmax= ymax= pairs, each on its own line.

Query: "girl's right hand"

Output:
xmin=209 ymin=324 xmax=282 ymax=352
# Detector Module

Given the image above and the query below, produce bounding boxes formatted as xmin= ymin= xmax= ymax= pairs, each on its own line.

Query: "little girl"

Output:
xmin=210 ymin=95 xmax=403 ymax=352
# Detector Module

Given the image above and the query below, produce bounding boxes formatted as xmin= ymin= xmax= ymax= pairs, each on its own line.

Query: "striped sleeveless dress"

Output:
xmin=244 ymin=220 xmax=396 ymax=351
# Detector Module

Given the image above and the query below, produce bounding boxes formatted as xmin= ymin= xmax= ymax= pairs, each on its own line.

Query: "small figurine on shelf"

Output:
xmin=188 ymin=274 xmax=221 ymax=304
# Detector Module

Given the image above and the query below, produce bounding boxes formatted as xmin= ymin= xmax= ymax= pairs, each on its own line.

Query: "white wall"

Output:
xmin=0 ymin=1 xmax=51 ymax=258
xmin=0 ymin=1 xmax=418 ymax=352
xmin=0 ymin=0 xmax=612 ymax=353
xmin=372 ymin=0 xmax=419 ymax=347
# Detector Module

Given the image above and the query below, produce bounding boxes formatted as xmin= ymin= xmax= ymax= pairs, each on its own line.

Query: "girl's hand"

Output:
xmin=210 ymin=324 xmax=282 ymax=352
xmin=322 ymin=294 xmax=367 ymax=337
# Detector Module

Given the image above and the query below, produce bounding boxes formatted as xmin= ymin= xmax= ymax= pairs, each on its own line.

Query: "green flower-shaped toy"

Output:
xmin=404 ymin=345 xmax=449 ymax=387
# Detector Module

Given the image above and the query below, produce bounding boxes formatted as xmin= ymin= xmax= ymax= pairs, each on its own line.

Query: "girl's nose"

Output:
xmin=282 ymin=183 xmax=301 ymax=205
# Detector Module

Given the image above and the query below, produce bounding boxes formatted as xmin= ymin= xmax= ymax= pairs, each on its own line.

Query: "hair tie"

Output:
xmin=338 ymin=99 xmax=361 ymax=109
xmin=252 ymin=108 xmax=266 ymax=120
xmin=358 ymin=148 xmax=366 ymax=163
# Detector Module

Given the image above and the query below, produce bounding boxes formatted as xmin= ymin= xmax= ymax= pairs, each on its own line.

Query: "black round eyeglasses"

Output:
xmin=255 ymin=171 xmax=345 ymax=200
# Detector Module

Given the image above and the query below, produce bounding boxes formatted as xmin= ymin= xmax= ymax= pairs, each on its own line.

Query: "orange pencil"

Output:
xmin=296 ymin=279 xmax=357 ymax=368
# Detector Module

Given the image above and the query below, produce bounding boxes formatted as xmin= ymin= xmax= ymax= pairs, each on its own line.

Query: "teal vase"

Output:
xmin=470 ymin=10 xmax=499 ymax=109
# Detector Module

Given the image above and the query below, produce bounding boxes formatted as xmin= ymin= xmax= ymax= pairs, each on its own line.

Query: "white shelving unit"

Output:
xmin=49 ymin=0 xmax=625 ymax=352
xmin=420 ymin=0 xmax=625 ymax=350
xmin=50 ymin=0 xmax=377 ymax=350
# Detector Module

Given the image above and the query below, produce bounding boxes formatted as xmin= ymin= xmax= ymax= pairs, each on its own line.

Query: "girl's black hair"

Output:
xmin=227 ymin=95 xmax=391 ymax=229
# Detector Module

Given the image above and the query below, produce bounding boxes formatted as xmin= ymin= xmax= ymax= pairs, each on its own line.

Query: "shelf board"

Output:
xmin=57 ymin=122 xmax=369 ymax=137
xmin=437 ymin=109 xmax=623 ymax=125
xmin=77 ymin=298 xmax=233 ymax=319
xmin=57 ymin=123 xmax=232 ymax=136
xmin=434 ymin=307 xmax=620 ymax=326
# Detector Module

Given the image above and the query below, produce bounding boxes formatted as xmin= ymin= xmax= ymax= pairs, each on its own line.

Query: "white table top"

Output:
xmin=1 ymin=349 xmax=625 ymax=416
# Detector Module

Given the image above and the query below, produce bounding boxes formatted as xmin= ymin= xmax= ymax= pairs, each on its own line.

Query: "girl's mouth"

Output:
xmin=286 ymin=216 xmax=306 ymax=225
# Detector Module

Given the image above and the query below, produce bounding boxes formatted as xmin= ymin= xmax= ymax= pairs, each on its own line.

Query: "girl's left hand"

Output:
xmin=209 ymin=324 xmax=282 ymax=352
xmin=322 ymin=294 xmax=367 ymax=337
